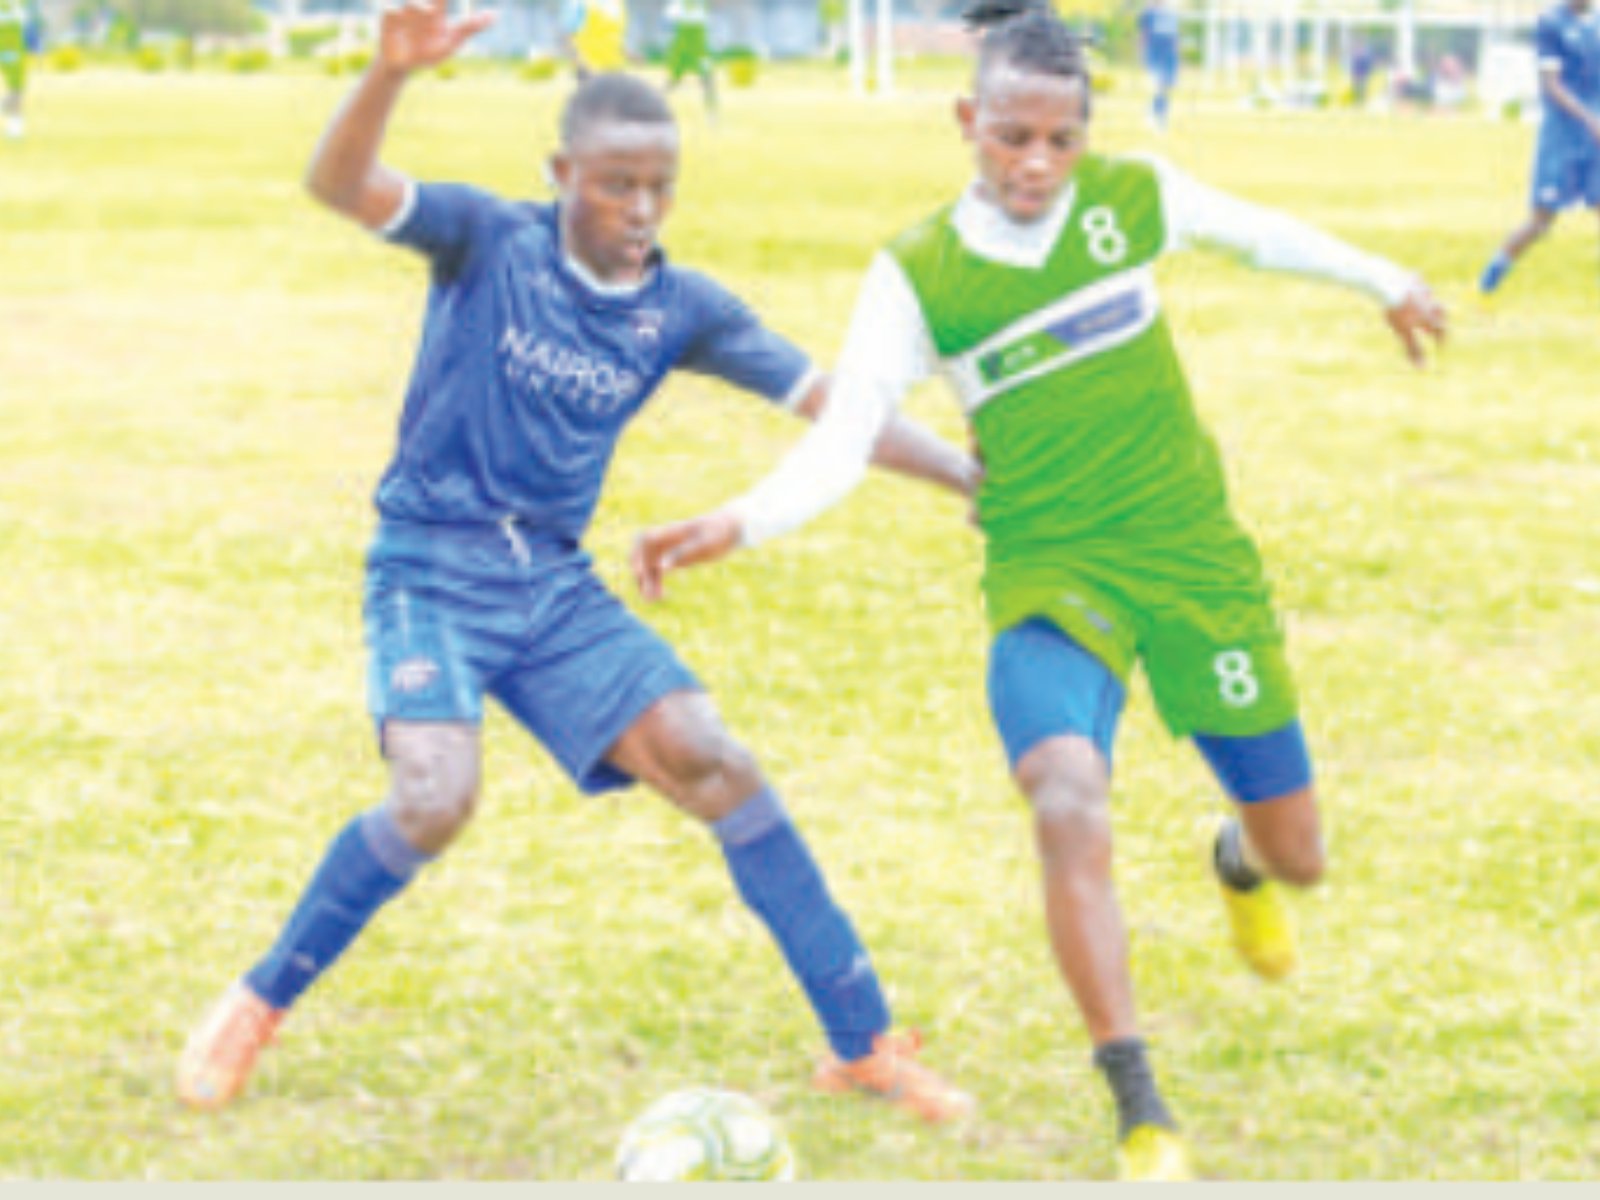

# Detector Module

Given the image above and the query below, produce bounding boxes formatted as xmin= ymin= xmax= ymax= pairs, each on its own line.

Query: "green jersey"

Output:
xmin=0 ymin=1 xmax=26 ymax=59
xmin=889 ymin=155 xmax=1271 ymax=675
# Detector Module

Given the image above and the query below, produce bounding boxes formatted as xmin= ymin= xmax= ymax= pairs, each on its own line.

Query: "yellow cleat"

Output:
xmin=1218 ymin=876 xmax=1299 ymax=981
xmin=1118 ymin=1124 xmax=1195 ymax=1181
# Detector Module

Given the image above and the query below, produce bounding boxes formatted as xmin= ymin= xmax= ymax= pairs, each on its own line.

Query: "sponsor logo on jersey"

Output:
xmin=500 ymin=325 xmax=645 ymax=416
xmin=633 ymin=309 xmax=665 ymax=344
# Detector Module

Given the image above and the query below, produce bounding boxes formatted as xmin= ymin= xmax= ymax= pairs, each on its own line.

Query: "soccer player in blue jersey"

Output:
xmin=1137 ymin=0 xmax=1181 ymax=132
xmin=1480 ymin=0 xmax=1600 ymax=294
xmin=176 ymin=0 xmax=979 ymax=1123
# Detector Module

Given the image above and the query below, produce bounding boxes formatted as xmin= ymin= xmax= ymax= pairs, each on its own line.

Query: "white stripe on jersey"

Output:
xmin=942 ymin=265 xmax=1161 ymax=414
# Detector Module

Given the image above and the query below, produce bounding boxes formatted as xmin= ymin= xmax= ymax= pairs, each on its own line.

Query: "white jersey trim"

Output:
xmin=377 ymin=177 xmax=419 ymax=240
xmin=944 ymin=264 xmax=1161 ymax=413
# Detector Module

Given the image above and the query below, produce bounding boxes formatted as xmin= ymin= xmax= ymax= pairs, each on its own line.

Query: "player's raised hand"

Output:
xmin=378 ymin=0 xmax=497 ymax=74
xmin=631 ymin=511 xmax=743 ymax=602
xmin=1385 ymin=280 xmax=1447 ymax=367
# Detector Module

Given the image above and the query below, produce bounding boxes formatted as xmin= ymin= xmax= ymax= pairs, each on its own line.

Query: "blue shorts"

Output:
xmin=988 ymin=618 xmax=1313 ymax=803
xmin=363 ymin=519 xmax=701 ymax=794
xmin=1531 ymin=126 xmax=1600 ymax=211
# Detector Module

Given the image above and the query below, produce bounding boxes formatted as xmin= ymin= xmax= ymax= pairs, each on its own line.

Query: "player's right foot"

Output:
xmin=176 ymin=982 xmax=284 ymax=1111
xmin=1117 ymin=1124 xmax=1195 ymax=1181
xmin=812 ymin=1030 xmax=975 ymax=1124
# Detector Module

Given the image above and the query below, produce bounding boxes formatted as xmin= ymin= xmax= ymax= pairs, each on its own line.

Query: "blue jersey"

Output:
xmin=1537 ymin=3 xmax=1600 ymax=140
xmin=378 ymin=183 xmax=809 ymax=540
xmin=1138 ymin=5 xmax=1180 ymax=70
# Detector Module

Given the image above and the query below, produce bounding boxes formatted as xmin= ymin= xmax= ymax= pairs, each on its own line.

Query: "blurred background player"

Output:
xmin=175 ymin=0 xmax=980 ymax=1124
xmin=560 ymin=0 xmax=629 ymax=79
xmin=663 ymin=0 xmax=716 ymax=119
xmin=632 ymin=8 xmax=1447 ymax=1181
xmin=0 ymin=0 xmax=38 ymax=140
xmin=1137 ymin=0 xmax=1180 ymax=132
xmin=1480 ymin=0 xmax=1600 ymax=295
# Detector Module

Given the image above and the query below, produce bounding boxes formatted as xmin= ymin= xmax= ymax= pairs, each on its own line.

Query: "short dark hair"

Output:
xmin=560 ymin=72 xmax=676 ymax=149
xmin=975 ymin=7 xmax=1093 ymax=106
xmin=961 ymin=0 xmax=1053 ymax=33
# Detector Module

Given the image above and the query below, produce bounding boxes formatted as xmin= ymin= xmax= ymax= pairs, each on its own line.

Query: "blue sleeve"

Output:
xmin=676 ymin=274 xmax=811 ymax=405
xmin=385 ymin=183 xmax=525 ymax=283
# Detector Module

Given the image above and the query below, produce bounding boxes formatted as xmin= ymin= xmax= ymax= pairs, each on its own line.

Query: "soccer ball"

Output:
xmin=615 ymin=1088 xmax=797 ymax=1182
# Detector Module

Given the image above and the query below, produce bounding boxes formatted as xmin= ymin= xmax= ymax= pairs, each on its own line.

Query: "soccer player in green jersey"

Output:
xmin=0 ymin=0 xmax=31 ymax=140
xmin=663 ymin=0 xmax=716 ymax=118
xmin=632 ymin=8 xmax=1446 ymax=1182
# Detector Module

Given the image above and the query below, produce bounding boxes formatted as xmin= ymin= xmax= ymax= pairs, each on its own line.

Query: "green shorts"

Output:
xmin=987 ymin=563 xmax=1299 ymax=740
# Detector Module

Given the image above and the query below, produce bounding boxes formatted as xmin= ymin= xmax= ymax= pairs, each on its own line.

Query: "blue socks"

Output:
xmin=245 ymin=808 xmax=432 ymax=1010
xmin=713 ymin=788 xmax=890 ymax=1062
xmin=243 ymin=791 xmax=890 ymax=1064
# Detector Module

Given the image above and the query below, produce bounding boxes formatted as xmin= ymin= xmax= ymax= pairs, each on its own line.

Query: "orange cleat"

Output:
xmin=812 ymin=1030 xmax=975 ymax=1124
xmin=176 ymin=983 xmax=284 ymax=1111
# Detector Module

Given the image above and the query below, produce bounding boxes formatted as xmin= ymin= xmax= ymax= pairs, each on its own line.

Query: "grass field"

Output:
xmin=1 ymin=62 xmax=1597 ymax=1180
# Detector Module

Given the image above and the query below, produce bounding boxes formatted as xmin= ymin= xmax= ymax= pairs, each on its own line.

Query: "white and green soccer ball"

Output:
xmin=615 ymin=1088 xmax=797 ymax=1182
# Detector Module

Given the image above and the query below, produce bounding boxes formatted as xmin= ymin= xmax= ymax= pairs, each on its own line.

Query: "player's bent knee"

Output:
xmin=651 ymin=718 xmax=762 ymax=820
xmin=1016 ymin=738 xmax=1112 ymax=866
xmin=384 ymin=725 xmax=482 ymax=852
xmin=1016 ymin=736 xmax=1110 ymax=809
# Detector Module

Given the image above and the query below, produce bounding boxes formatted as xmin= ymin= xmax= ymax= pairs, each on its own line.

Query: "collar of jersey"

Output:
xmin=950 ymin=181 xmax=1078 ymax=270
xmin=560 ymin=249 xmax=659 ymax=299
xmin=549 ymin=203 xmax=663 ymax=302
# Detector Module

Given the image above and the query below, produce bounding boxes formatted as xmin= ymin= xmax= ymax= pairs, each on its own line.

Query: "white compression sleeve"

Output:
xmin=1150 ymin=155 xmax=1417 ymax=306
xmin=726 ymin=253 xmax=933 ymax=547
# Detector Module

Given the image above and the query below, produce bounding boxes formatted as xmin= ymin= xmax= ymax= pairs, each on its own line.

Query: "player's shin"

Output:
xmin=244 ymin=807 xmax=434 ymax=1009
xmin=711 ymin=787 xmax=889 ymax=1061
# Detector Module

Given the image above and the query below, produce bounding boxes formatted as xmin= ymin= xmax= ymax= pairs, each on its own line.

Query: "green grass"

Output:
xmin=1 ymin=65 xmax=1597 ymax=1180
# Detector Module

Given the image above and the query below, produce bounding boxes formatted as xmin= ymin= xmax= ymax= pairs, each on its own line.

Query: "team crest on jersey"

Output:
xmin=633 ymin=309 xmax=665 ymax=344
xmin=391 ymin=657 xmax=440 ymax=695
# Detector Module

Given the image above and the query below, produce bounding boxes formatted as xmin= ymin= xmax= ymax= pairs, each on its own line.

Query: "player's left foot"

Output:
xmin=812 ymin=1030 xmax=975 ymax=1124
xmin=1217 ymin=873 xmax=1299 ymax=981
xmin=176 ymin=982 xmax=284 ymax=1111
xmin=1117 ymin=1123 xmax=1195 ymax=1181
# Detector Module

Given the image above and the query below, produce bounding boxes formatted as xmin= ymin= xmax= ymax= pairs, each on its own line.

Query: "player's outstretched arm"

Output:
xmin=633 ymin=254 xmax=945 ymax=602
xmin=1151 ymin=156 xmax=1448 ymax=367
xmin=792 ymin=376 xmax=981 ymax=501
xmin=305 ymin=0 xmax=496 ymax=229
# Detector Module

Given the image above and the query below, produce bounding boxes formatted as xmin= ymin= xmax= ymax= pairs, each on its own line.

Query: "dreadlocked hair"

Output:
xmin=976 ymin=6 xmax=1093 ymax=109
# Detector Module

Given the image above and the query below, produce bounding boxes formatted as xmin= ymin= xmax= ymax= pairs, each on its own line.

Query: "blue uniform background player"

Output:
xmin=1480 ymin=0 xmax=1600 ymax=293
xmin=1137 ymin=0 xmax=1180 ymax=131
xmin=176 ymin=0 xmax=979 ymax=1122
